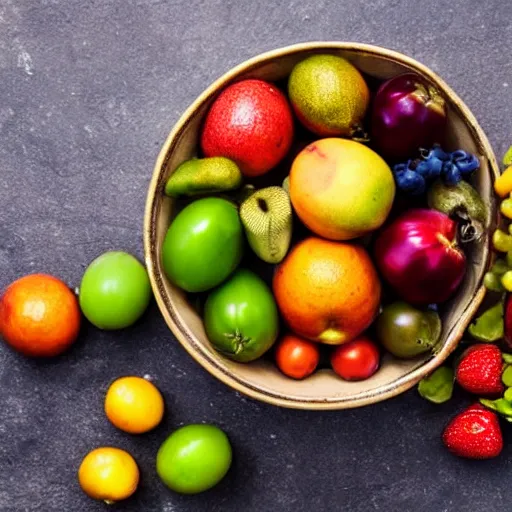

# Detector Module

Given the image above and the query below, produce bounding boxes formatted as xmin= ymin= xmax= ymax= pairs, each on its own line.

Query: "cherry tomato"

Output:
xmin=330 ymin=336 xmax=380 ymax=381
xmin=275 ymin=334 xmax=320 ymax=380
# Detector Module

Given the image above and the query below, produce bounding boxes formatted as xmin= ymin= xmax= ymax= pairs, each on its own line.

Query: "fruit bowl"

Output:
xmin=144 ymin=42 xmax=499 ymax=410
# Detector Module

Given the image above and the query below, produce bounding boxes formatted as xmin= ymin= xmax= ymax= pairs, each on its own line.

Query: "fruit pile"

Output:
xmin=162 ymin=54 xmax=489 ymax=381
xmin=415 ymin=149 xmax=512 ymax=461
xmin=0 ymin=254 xmax=234 ymax=503
xmin=78 ymin=377 xmax=232 ymax=502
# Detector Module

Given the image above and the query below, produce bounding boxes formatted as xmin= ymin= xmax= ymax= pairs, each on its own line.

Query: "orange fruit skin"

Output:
xmin=272 ymin=237 xmax=381 ymax=345
xmin=78 ymin=447 xmax=139 ymax=503
xmin=105 ymin=376 xmax=165 ymax=434
xmin=0 ymin=273 xmax=81 ymax=357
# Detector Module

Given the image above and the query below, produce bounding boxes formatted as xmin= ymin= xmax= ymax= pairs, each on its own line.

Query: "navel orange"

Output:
xmin=272 ymin=237 xmax=381 ymax=345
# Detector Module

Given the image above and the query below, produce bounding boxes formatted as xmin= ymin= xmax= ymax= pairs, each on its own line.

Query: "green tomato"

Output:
xmin=79 ymin=251 xmax=151 ymax=330
xmin=203 ymin=268 xmax=279 ymax=362
xmin=162 ymin=197 xmax=244 ymax=293
xmin=375 ymin=301 xmax=441 ymax=359
xmin=156 ymin=424 xmax=232 ymax=494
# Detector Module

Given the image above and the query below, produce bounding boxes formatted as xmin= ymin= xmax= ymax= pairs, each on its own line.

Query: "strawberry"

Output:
xmin=455 ymin=344 xmax=504 ymax=396
xmin=442 ymin=403 xmax=503 ymax=459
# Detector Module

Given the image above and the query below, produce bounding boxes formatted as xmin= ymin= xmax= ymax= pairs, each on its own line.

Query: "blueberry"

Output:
xmin=392 ymin=162 xmax=409 ymax=175
xmin=452 ymin=150 xmax=480 ymax=175
xmin=396 ymin=169 xmax=426 ymax=195
xmin=415 ymin=160 xmax=432 ymax=178
xmin=425 ymin=156 xmax=443 ymax=178
xmin=442 ymin=161 xmax=462 ymax=185
xmin=422 ymin=144 xmax=450 ymax=162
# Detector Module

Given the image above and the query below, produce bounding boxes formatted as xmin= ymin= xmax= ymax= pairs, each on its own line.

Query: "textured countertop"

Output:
xmin=1 ymin=1 xmax=511 ymax=511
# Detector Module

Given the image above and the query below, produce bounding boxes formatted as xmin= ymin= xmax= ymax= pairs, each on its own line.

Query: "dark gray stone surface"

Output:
xmin=0 ymin=0 xmax=511 ymax=510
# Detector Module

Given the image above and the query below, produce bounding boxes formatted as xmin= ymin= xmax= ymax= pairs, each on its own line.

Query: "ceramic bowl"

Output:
xmin=144 ymin=42 xmax=500 ymax=410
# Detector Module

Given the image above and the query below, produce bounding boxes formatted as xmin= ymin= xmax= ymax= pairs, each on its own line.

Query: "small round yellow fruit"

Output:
xmin=105 ymin=376 xmax=165 ymax=434
xmin=78 ymin=447 xmax=139 ymax=504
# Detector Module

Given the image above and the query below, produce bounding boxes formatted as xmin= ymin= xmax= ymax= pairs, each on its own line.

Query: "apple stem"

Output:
xmin=455 ymin=212 xmax=483 ymax=244
xmin=350 ymin=124 xmax=370 ymax=143
xmin=459 ymin=223 xmax=478 ymax=244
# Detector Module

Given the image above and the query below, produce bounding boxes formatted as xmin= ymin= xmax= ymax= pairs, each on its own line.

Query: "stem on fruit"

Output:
xmin=350 ymin=124 xmax=370 ymax=143
xmin=225 ymin=329 xmax=251 ymax=355
xmin=455 ymin=211 xmax=484 ymax=244
xmin=459 ymin=222 xmax=478 ymax=244
xmin=419 ymin=147 xmax=430 ymax=159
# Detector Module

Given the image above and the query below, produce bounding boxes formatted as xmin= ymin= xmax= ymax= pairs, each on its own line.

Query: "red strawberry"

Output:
xmin=200 ymin=79 xmax=294 ymax=178
xmin=442 ymin=403 xmax=503 ymax=459
xmin=455 ymin=344 xmax=504 ymax=396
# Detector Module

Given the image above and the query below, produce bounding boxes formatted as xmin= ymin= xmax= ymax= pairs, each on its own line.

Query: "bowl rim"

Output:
xmin=144 ymin=41 xmax=500 ymax=410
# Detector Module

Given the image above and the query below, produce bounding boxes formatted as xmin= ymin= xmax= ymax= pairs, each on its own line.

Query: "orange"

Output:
xmin=272 ymin=237 xmax=381 ymax=345
xmin=289 ymin=138 xmax=395 ymax=240
xmin=105 ymin=376 xmax=164 ymax=434
xmin=78 ymin=447 xmax=139 ymax=504
xmin=0 ymin=273 xmax=81 ymax=357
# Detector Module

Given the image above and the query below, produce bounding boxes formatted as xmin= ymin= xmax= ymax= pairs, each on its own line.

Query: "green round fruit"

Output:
xmin=162 ymin=197 xmax=244 ymax=292
xmin=375 ymin=301 xmax=441 ymax=359
xmin=288 ymin=54 xmax=370 ymax=136
xmin=203 ymin=268 xmax=279 ymax=362
xmin=156 ymin=424 xmax=232 ymax=494
xmin=79 ymin=251 xmax=151 ymax=330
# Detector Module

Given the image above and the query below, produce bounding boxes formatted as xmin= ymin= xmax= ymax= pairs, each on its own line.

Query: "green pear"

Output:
xmin=164 ymin=157 xmax=242 ymax=198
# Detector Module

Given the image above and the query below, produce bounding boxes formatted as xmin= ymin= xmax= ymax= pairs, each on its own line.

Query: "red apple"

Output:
xmin=200 ymin=79 xmax=294 ymax=177
xmin=374 ymin=208 xmax=467 ymax=305
xmin=371 ymin=73 xmax=447 ymax=161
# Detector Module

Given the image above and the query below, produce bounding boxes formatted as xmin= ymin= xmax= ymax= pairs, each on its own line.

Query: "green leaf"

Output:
xmin=468 ymin=300 xmax=504 ymax=342
xmin=480 ymin=398 xmax=512 ymax=417
xmin=503 ymin=145 xmax=512 ymax=167
xmin=417 ymin=366 xmax=454 ymax=404
xmin=480 ymin=398 xmax=499 ymax=412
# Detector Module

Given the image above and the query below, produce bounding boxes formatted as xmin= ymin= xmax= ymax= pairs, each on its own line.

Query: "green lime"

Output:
xmin=79 ymin=251 xmax=151 ymax=329
xmin=162 ymin=197 xmax=244 ymax=293
xmin=156 ymin=424 xmax=232 ymax=494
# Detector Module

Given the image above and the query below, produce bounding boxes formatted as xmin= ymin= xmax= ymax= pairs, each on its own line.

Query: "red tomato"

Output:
xmin=330 ymin=336 xmax=380 ymax=381
xmin=275 ymin=334 xmax=320 ymax=380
